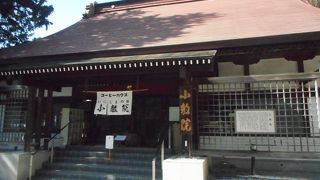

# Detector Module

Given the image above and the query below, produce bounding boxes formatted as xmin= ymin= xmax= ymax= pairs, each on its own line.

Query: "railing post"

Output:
xmin=161 ymin=140 xmax=164 ymax=169
xmin=50 ymin=140 xmax=54 ymax=164
xmin=168 ymin=124 xmax=171 ymax=149
xmin=152 ymin=158 xmax=156 ymax=180
xmin=251 ymin=156 xmax=256 ymax=175
xmin=29 ymin=153 xmax=33 ymax=180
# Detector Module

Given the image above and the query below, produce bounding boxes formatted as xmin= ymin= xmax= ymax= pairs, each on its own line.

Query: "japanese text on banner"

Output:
xmin=94 ymin=91 xmax=132 ymax=115
xmin=94 ymin=92 xmax=108 ymax=115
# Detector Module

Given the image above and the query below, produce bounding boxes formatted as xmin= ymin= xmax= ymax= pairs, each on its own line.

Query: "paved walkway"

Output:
xmin=192 ymin=150 xmax=320 ymax=179
xmin=209 ymin=172 xmax=320 ymax=180
xmin=209 ymin=169 xmax=320 ymax=180
xmin=194 ymin=150 xmax=320 ymax=160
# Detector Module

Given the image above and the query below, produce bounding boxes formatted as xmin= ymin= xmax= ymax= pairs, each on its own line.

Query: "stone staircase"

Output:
xmin=33 ymin=145 xmax=164 ymax=180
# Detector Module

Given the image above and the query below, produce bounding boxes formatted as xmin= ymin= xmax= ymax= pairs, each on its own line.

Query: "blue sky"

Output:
xmin=34 ymin=0 xmax=116 ymax=38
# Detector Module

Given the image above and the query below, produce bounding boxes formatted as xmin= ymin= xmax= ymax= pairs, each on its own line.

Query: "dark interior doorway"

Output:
xmin=86 ymin=95 xmax=178 ymax=147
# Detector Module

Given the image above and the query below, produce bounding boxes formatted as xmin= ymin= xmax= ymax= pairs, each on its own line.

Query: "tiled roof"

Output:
xmin=1 ymin=0 xmax=320 ymax=60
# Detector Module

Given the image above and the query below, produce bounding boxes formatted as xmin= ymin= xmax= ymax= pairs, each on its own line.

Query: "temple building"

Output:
xmin=1 ymin=0 xmax=320 ymax=179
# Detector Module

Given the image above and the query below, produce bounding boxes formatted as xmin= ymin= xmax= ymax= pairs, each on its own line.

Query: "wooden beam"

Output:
xmin=24 ymin=87 xmax=36 ymax=152
xmin=194 ymin=72 xmax=320 ymax=84
xmin=22 ymin=79 xmax=61 ymax=91
xmin=35 ymin=88 xmax=44 ymax=150
xmin=44 ymin=90 xmax=53 ymax=149
xmin=244 ymin=64 xmax=250 ymax=90
xmin=82 ymin=89 xmax=148 ymax=93
xmin=212 ymin=60 xmax=219 ymax=77
xmin=284 ymin=49 xmax=317 ymax=61
xmin=216 ymin=40 xmax=320 ymax=63
xmin=179 ymin=67 xmax=194 ymax=156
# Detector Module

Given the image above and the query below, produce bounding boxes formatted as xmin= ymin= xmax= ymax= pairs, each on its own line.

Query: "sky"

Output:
xmin=33 ymin=0 xmax=116 ymax=38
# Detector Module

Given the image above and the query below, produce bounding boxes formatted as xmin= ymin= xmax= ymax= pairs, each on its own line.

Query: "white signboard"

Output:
xmin=169 ymin=106 xmax=180 ymax=122
xmin=235 ymin=110 xmax=276 ymax=133
xmin=94 ymin=91 xmax=132 ymax=115
xmin=105 ymin=135 xmax=114 ymax=149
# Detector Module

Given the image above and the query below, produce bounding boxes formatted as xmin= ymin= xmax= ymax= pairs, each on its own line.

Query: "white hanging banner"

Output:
xmin=107 ymin=91 xmax=132 ymax=115
xmin=94 ymin=92 xmax=108 ymax=115
xmin=94 ymin=91 xmax=132 ymax=115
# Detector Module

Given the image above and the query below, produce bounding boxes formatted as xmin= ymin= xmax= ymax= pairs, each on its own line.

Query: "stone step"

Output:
xmin=33 ymin=146 xmax=167 ymax=180
xmin=53 ymin=156 xmax=162 ymax=167
xmin=55 ymin=150 xmax=159 ymax=159
xmin=43 ymin=162 xmax=162 ymax=175
xmin=35 ymin=169 xmax=162 ymax=180
xmin=65 ymin=145 xmax=171 ymax=154
xmin=33 ymin=177 xmax=79 ymax=180
xmin=65 ymin=145 xmax=160 ymax=153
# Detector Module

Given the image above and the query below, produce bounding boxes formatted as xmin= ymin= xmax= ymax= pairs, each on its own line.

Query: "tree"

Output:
xmin=308 ymin=0 xmax=320 ymax=7
xmin=0 ymin=0 xmax=53 ymax=48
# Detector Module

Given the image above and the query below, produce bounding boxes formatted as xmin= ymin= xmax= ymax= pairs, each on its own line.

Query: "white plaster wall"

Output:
xmin=218 ymin=62 xmax=243 ymax=76
xmin=250 ymin=58 xmax=297 ymax=75
xmin=0 ymin=151 xmax=50 ymax=180
xmin=44 ymin=87 xmax=73 ymax=97
xmin=304 ymin=56 xmax=320 ymax=73
xmin=17 ymin=151 xmax=50 ymax=180
xmin=0 ymin=153 xmax=19 ymax=180
xmin=218 ymin=58 xmax=305 ymax=77
xmin=53 ymin=87 xmax=72 ymax=97
xmin=17 ymin=153 xmax=30 ymax=180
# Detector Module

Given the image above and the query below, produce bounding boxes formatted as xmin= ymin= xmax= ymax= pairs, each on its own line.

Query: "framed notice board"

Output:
xmin=235 ymin=110 xmax=276 ymax=133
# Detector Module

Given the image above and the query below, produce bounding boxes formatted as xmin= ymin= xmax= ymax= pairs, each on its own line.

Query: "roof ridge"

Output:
xmin=95 ymin=0 xmax=202 ymax=14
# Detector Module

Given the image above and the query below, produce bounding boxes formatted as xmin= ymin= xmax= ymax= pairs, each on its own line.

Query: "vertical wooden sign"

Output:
xmin=179 ymin=84 xmax=192 ymax=134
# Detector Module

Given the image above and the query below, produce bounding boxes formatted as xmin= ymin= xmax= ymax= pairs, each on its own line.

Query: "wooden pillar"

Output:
xmin=213 ymin=60 xmax=219 ymax=77
xmin=192 ymin=82 xmax=199 ymax=150
xmin=179 ymin=67 xmax=193 ymax=157
xmin=244 ymin=63 xmax=251 ymax=90
xmin=25 ymin=87 xmax=36 ymax=152
xmin=297 ymin=60 xmax=305 ymax=73
xmin=44 ymin=90 xmax=53 ymax=149
xmin=35 ymin=88 xmax=44 ymax=150
xmin=244 ymin=64 xmax=250 ymax=76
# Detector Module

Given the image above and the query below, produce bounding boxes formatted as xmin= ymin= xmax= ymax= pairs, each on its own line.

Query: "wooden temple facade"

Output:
xmin=1 ymin=0 xmax=320 ymax=153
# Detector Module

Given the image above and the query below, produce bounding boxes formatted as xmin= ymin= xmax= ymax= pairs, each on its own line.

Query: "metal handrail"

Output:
xmin=152 ymin=158 xmax=156 ymax=180
xmin=31 ymin=121 xmax=70 ymax=155
xmin=46 ymin=121 xmax=71 ymax=148
xmin=28 ymin=121 xmax=71 ymax=180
